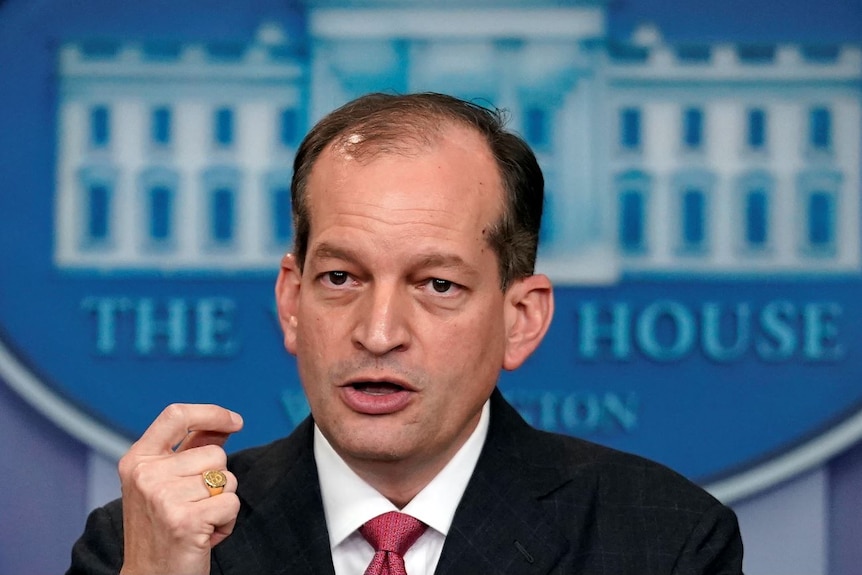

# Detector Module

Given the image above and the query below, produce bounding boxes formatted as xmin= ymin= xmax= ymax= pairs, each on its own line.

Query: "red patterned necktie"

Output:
xmin=359 ymin=511 xmax=428 ymax=575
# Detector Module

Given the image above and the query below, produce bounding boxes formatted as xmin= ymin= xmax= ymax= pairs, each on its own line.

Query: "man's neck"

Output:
xmin=340 ymin=451 xmax=459 ymax=508
xmin=343 ymin=423 xmax=479 ymax=506
xmin=316 ymin=401 xmax=492 ymax=509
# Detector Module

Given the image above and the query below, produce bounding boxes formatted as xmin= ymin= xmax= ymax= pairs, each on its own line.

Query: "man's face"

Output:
xmin=280 ymin=124 xmax=512 ymax=472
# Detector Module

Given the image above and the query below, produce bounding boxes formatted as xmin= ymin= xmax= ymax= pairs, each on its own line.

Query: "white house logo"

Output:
xmin=1 ymin=1 xmax=861 ymax=503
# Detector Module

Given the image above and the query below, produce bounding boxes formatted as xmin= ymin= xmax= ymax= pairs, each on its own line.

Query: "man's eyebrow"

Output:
xmin=311 ymin=244 xmax=481 ymax=277
xmin=414 ymin=253 xmax=468 ymax=269
xmin=413 ymin=253 xmax=481 ymax=279
xmin=311 ymin=243 xmax=358 ymax=263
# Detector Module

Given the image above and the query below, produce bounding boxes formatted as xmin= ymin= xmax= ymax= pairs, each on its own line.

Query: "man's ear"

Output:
xmin=502 ymin=274 xmax=554 ymax=371
xmin=275 ymin=253 xmax=302 ymax=355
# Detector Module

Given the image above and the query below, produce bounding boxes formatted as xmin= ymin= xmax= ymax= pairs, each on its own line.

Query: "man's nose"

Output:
xmin=352 ymin=283 xmax=411 ymax=356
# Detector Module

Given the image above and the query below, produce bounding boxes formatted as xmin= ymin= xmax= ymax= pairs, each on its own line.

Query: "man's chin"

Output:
xmin=338 ymin=441 xmax=406 ymax=464
xmin=328 ymin=424 xmax=414 ymax=463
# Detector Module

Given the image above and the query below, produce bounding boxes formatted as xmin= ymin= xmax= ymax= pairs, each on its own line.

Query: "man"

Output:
xmin=68 ymin=92 xmax=744 ymax=575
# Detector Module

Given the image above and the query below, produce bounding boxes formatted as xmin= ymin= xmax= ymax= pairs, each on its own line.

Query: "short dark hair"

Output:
xmin=290 ymin=92 xmax=544 ymax=290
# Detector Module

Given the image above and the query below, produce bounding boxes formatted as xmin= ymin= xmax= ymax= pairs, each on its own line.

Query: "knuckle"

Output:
xmin=163 ymin=501 xmax=193 ymax=527
xmin=118 ymin=442 xmax=150 ymax=478
xmin=191 ymin=443 xmax=227 ymax=468
xmin=117 ymin=453 xmax=134 ymax=478
xmin=224 ymin=470 xmax=237 ymax=487
xmin=122 ymin=460 xmax=161 ymax=497
xmin=149 ymin=481 xmax=173 ymax=510
xmin=203 ymin=444 xmax=228 ymax=466
xmin=128 ymin=459 xmax=151 ymax=485
xmin=164 ymin=508 xmax=189 ymax=537
xmin=161 ymin=403 xmax=188 ymax=424
xmin=223 ymin=493 xmax=241 ymax=515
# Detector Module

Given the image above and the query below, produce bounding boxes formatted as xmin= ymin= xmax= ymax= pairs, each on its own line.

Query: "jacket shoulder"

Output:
xmin=529 ymin=426 xmax=722 ymax=510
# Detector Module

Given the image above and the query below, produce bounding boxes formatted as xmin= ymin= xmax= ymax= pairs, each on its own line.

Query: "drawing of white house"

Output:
xmin=53 ymin=1 xmax=862 ymax=284
xmin=54 ymin=22 xmax=305 ymax=272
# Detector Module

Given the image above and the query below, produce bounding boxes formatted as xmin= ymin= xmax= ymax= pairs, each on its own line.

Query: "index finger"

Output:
xmin=131 ymin=403 xmax=244 ymax=455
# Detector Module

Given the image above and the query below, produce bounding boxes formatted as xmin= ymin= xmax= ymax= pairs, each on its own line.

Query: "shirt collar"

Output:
xmin=314 ymin=400 xmax=491 ymax=548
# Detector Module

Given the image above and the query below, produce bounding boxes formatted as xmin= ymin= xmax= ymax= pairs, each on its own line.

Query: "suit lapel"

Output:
xmin=214 ymin=419 xmax=336 ymax=575
xmin=435 ymin=390 xmax=574 ymax=575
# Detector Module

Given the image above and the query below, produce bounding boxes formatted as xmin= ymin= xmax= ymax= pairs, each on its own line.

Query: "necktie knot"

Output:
xmin=359 ymin=511 xmax=427 ymax=575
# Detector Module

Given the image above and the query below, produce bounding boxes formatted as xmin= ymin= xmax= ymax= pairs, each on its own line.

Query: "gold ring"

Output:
xmin=203 ymin=470 xmax=227 ymax=497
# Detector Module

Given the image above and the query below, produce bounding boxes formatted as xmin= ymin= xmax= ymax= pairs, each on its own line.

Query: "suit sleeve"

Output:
xmin=671 ymin=502 xmax=744 ymax=575
xmin=66 ymin=499 xmax=125 ymax=575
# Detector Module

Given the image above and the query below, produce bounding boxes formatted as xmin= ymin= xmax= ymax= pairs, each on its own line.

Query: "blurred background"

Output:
xmin=1 ymin=0 xmax=861 ymax=573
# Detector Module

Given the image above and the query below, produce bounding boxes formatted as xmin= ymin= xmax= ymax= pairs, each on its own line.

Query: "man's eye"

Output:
xmin=430 ymin=278 xmax=454 ymax=293
xmin=326 ymin=271 xmax=349 ymax=286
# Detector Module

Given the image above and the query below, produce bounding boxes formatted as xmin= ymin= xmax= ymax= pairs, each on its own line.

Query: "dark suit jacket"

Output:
xmin=68 ymin=389 xmax=743 ymax=574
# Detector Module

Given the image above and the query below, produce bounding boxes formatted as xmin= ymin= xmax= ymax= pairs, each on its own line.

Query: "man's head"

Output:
xmin=290 ymin=92 xmax=544 ymax=290
xmin=276 ymin=92 xmax=553 ymax=504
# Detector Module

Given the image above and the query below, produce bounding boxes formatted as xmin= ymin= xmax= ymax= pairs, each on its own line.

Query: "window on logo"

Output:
xmin=152 ymin=107 xmax=172 ymax=147
xmin=524 ymin=106 xmax=549 ymax=149
xmin=215 ymin=107 xmax=234 ymax=147
xmin=747 ymin=108 xmax=766 ymax=151
xmin=736 ymin=172 xmax=773 ymax=255
xmin=682 ymin=188 xmax=706 ymax=250
xmin=201 ymin=166 xmax=239 ymax=250
xmin=279 ymin=108 xmax=299 ymax=148
xmin=615 ymin=170 xmax=651 ymax=255
xmin=149 ymin=185 xmax=173 ymax=241
xmin=620 ymin=107 xmax=641 ymax=151
xmin=87 ymin=183 xmax=111 ymax=242
xmin=139 ymin=168 xmax=179 ymax=249
xmin=539 ymin=189 xmax=554 ymax=245
xmin=271 ymin=186 xmax=292 ymax=245
xmin=745 ymin=188 xmax=769 ymax=247
xmin=683 ymin=107 xmax=703 ymax=150
xmin=619 ymin=190 xmax=645 ymax=253
xmin=90 ymin=105 xmax=110 ymax=148
xmin=809 ymin=107 xmax=832 ymax=152
xmin=211 ymin=187 xmax=235 ymax=244
xmin=808 ymin=191 xmax=835 ymax=249
xmin=797 ymin=169 xmax=840 ymax=258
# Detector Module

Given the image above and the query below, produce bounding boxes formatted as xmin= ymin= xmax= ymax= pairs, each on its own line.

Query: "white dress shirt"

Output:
xmin=314 ymin=400 xmax=491 ymax=575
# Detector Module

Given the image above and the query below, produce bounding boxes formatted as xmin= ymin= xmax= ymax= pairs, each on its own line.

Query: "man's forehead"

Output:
xmin=304 ymin=121 xmax=504 ymax=227
xmin=325 ymin=119 xmax=488 ymax=163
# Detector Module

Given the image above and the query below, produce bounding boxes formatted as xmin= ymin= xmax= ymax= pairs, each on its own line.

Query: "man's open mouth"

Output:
xmin=341 ymin=379 xmax=415 ymax=415
xmin=351 ymin=381 xmax=407 ymax=394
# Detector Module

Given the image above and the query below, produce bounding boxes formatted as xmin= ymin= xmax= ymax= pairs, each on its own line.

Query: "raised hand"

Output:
xmin=117 ymin=404 xmax=244 ymax=575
